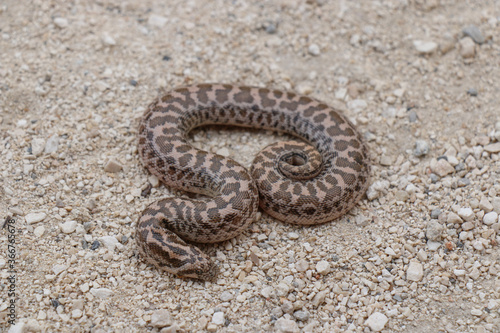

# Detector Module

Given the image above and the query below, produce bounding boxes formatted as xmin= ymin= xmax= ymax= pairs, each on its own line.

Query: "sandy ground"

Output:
xmin=1 ymin=0 xmax=499 ymax=332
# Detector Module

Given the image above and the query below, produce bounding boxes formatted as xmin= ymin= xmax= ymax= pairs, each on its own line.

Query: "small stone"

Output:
xmin=312 ymin=290 xmax=328 ymax=307
xmin=473 ymin=241 xmax=484 ymax=251
xmin=220 ymin=291 xmax=233 ymax=302
xmin=25 ymin=212 xmax=47 ymax=224
xmin=308 ymin=44 xmax=320 ymax=56
xmin=90 ymin=287 xmax=113 ymax=299
xmin=347 ymin=99 xmax=368 ymax=112
xmin=99 ymin=236 xmax=119 ymax=251
xmin=31 ymin=138 xmax=45 ymax=156
xmin=288 ymin=232 xmax=299 ymax=240
xmin=45 ymin=135 xmax=59 ymax=154
xmin=447 ymin=212 xmax=463 ymax=224
xmin=426 ymin=220 xmax=443 ymax=241
xmin=430 ymin=209 xmax=442 ymax=219
xmin=365 ymin=312 xmax=388 ymax=332
xmin=414 ymin=140 xmax=430 ymax=156
xmin=407 ymin=261 xmax=423 ymax=282
xmin=430 ymin=158 xmax=455 ymax=177
xmin=466 ymin=88 xmax=478 ymax=97
xmin=483 ymin=212 xmax=498 ymax=225
xmin=151 ymin=309 xmax=172 ymax=327
xmin=484 ymin=142 xmax=500 ymax=153
xmin=34 ymin=226 xmax=45 ymax=237
xmin=454 ymin=269 xmax=466 ymax=276
xmin=281 ymin=300 xmax=294 ymax=314
xmin=462 ymin=25 xmax=485 ymax=44
xmin=427 ymin=241 xmax=441 ymax=251
xmin=52 ymin=264 xmax=68 ymax=275
xmin=72 ymin=309 xmax=83 ymax=319
xmin=54 ymin=17 xmax=68 ymax=28
xmin=462 ymin=222 xmax=475 ymax=231
xmin=212 ymin=312 xmax=224 ymax=325
xmin=471 ymin=309 xmax=483 ymax=316
xmin=479 ymin=198 xmax=493 ymax=212
xmin=276 ymin=283 xmax=290 ymax=296
xmin=275 ymin=318 xmax=299 ymax=333
xmin=293 ymin=310 xmax=309 ymax=321
xmin=295 ymin=259 xmax=309 ymax=272
xmin=395 ymin=190 xmax=409 ymax=202
xmin=408 ymin=110 xmax=418 ymax=122
xmin=148 ymin=14 xmax=168 ymax=27
xmin=315 ymin=260 xmax=330 ymax=275
xmin=458 ymin=207 xmax=474 ymax=221
xmin=261 ymin=286 xmax=275 ymax=299
xmin=459 ymin=37 xmax=475 ymax=58
xmin=413 ymin=40 xmax=438 ymax=54
xmin=101 ymin=34 xmax=116 ymax=46
xmin=60 ymin=220 xmax=77 ymax=234
xmin=104 ymin=159 xmax=123 ymax=173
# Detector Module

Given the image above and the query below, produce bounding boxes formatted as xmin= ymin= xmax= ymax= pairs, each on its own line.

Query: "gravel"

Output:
xmin=1 ymin=1 xmax=499 ymax=332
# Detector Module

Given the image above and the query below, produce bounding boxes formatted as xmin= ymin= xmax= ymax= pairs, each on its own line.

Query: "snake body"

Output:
xmin=136 ymin=84 xmax=369 ymax=281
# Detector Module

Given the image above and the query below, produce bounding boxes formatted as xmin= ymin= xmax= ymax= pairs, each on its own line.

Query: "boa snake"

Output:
xmin=136 ymin=84 xmax=370 ymax=281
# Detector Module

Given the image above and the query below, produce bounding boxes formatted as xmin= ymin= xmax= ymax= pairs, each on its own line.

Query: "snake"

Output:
xmin=136 ymin=83 xmax=370 ymax=281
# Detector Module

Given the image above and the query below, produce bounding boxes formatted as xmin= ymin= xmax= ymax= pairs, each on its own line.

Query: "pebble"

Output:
xmin=413 ymin=40 xmax=437 ymax=54
xmin=479 ymin=198 xmax=493 ymax=212
xmin=459 ymin=37 xmax=475 ymax=58
xmin=53 ymin=17 xmax=68 ymax=28
xmin=212 ymin=312 xmax=225 ymax=325
xmin=261 ymin=286 xmax=275 ymax=299
xmin=25 ymin=212 xmax=47 ymax=224
xmin=483 ymin=211 xmax=498 ymax=225
xmin=471 ymin=309 xmax=483 ymax=316
xmin=151 ymin=310 xmax=172 ymax=327
xmin=60 ymin=220 xmax=77 ymax=234
xmin=148 ymin=14 xmax=168 ymax=27
xmin=461 ymin=222 xmax=475 ymax=231
xmin=483 ymin=142 xmax=500 ymax=153
xmin=287 ymin=232 xmax=299 ymax=240
xmin=220 ymin=291 xmax=233 ymax=302
xmin=430 ymin=209 xmax=442 ymax=219
xmin=315 ymin=260 xmax=330 ymax=275
xmin=414 ymin=140 xmax=430 ymax=156
xmin=457 ymin=207 xmax=474 ymax=221
xmin=90 ymin=287 xmax=113 ymax=299
xmin=44 ymin=135 xmax=59 ymax=154
xmin=52 ymin=264 xmax=68 ymax=275
xmin=281 ymin=300 xmax=294 ymax=314
xmin=295 ymin=259 xmax=309 ymax=272
xmin=365 ymin=312 xmax=388 ymax=332
xmin=276 ymin=283 xmax=290 ymax=296
xmin=31 ymin=138 xmax=45 ymax=156
xmin=101 ymin=34 xmax=116 ymax=46
xmin=104 ymin=159 xmax=123 ymax=173
xmin=312 ymin=290 xmax=328 ymax=307
xmin=347 ymin=99 xmax=368 ymax=112
xmin=462 ymin=25 xmax=485 ymax=44
xmin=34 ymin=225 xmax=45 ymax=237
xmin=308 ymin=44 xmax=320 ymax=56
xmin=447 ymin=212 xmax=463 ymax=224
xmin=407 ymin=261 xmax=423 ymax=282
xmin=275 ymin=318 xmax=299 ymax=333
xmin=293 ymin=310 xmax=309 ymax=321
xmin=430 ymin=158 xmax=454 ymax=177
xmin=99 ymin=236 xmax=119 ymax=251
xmin=426 ymin=220 xmax=443 ymax=241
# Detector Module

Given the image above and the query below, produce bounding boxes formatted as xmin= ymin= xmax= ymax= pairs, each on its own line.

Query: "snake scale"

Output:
xmin=136 ymin=84 xmax=369 ymax=281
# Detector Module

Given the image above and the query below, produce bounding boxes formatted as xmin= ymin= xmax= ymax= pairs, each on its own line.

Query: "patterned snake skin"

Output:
xmin=136 ymin=84 xmax=370 ymax=281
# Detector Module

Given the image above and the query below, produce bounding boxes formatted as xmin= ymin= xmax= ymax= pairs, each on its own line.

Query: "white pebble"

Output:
xmin=101 ymin=34 xmax=116 ymax=46
xmin=347 ymin=99 xmax=368 ymax=112
xmin=90 ymin=287 xmax=113 ymax=299
xmin=287 ymin=232 xmax=299 ymax=240
xmin=430 ymin=158 xmax=454 ymax=177
xmin=52 ymin=264 xmax=68 ymax=275
xmin=99 ymin=236 xmax=119 ymax=251
xmin=44 ymin=135 xmax=59 ymax=154
xmin=261 ymin=286 xmax=275 ymax=299
xmin=315 ymin=260 xmax=330 ymax=275
xmin=458 ymin=207 xmax=474 ymax=221
xmin=484 ymin=142 xmax=500 ymax=153
xmin=275 ymin=318 xmax=299 ymax=333
xmin=365 ymin=312 xmax=388 ymax=332
xmin=308 ymin=44 xmax=320 ymax=56
xmin=25 ymin=212 xmax=47 ymax=224
xmin=212 ymin=312 xmax=224 ymax=325
xmin=447 ymin=212 xmax=463 ymax=224
xmin=295 ymin=259 xmax=309 ymax=272
xmin=151 ymin=309 xmax=172 ymax=327
xmin=31 ymin=138 xmax=46 ymax=156
xmin=406 ymin=261 xmax=423 ymax=282
xmin=220 ymin=291 xmax=233 ymax=302
xmin=104 ymin=159 xmax=123 ymax=173
xmin=413 ymin=40 xmax=437 ymax=54
xmin=53 ymin=17 xmax=68 ymax=28
xmin=34 ymin=226 xmax=45 ymax=237
xmin=483 ymin=211 xmax=498 ymax=225
xmin=459 ymin=37 xmax=475 ymax=58
xmin=148 ymin=14 xmax=168 ymax=27
xmin=276 ymin=283 xmax=290 ymax=296
xmin=453 ymin=269 xmax=466 ymax=276
xmin=60 ymin=220 xmax=78 ymax=234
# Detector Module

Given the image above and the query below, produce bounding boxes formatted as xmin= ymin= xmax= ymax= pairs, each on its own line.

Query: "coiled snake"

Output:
xmin=136 ymin=84 xmax=369 ymax=281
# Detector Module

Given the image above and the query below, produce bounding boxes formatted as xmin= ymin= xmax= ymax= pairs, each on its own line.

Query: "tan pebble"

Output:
xmin=315 ymin=260 xmax=330 ymax=275
xmin=407 ymin=261 xmax=423 ymax=282
xmin=104 ymin=159 xmax=123 ymax=173
xmin=447 ymin=212 xmax=463 ymax=224
xmin=275 ymin=318 xmax=299 ymax=333
xmin=34 ymin=226 xmax=45 ymax=237
xmin=151 ymin=309 xmax=172 ymax=328
xmin=430 ymin=158 xmax=455 ymax=177
xmin=25 ymin=212 xmax=47 ymax=224
xmin=295 ymin=259 xmax=309 ymax=272
xmin=479 ymin=197 xmax=493 ymax=212
xmin=365 ymin=312 xmax=388 ymax=332
xmin=312 ymin=290 xmax=328 ymax=307
xmin=484 ymin=142 xmax=500 ymax=153
xmin=462 ymin=222 xmax=475 ymax=231
xmin=458 ymin=207 xmax=474 ymax=221
xmin=459 ymin=37 xmax=476 ymax=58
xmin=206 ymin=323 xmax=217 ymax=332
